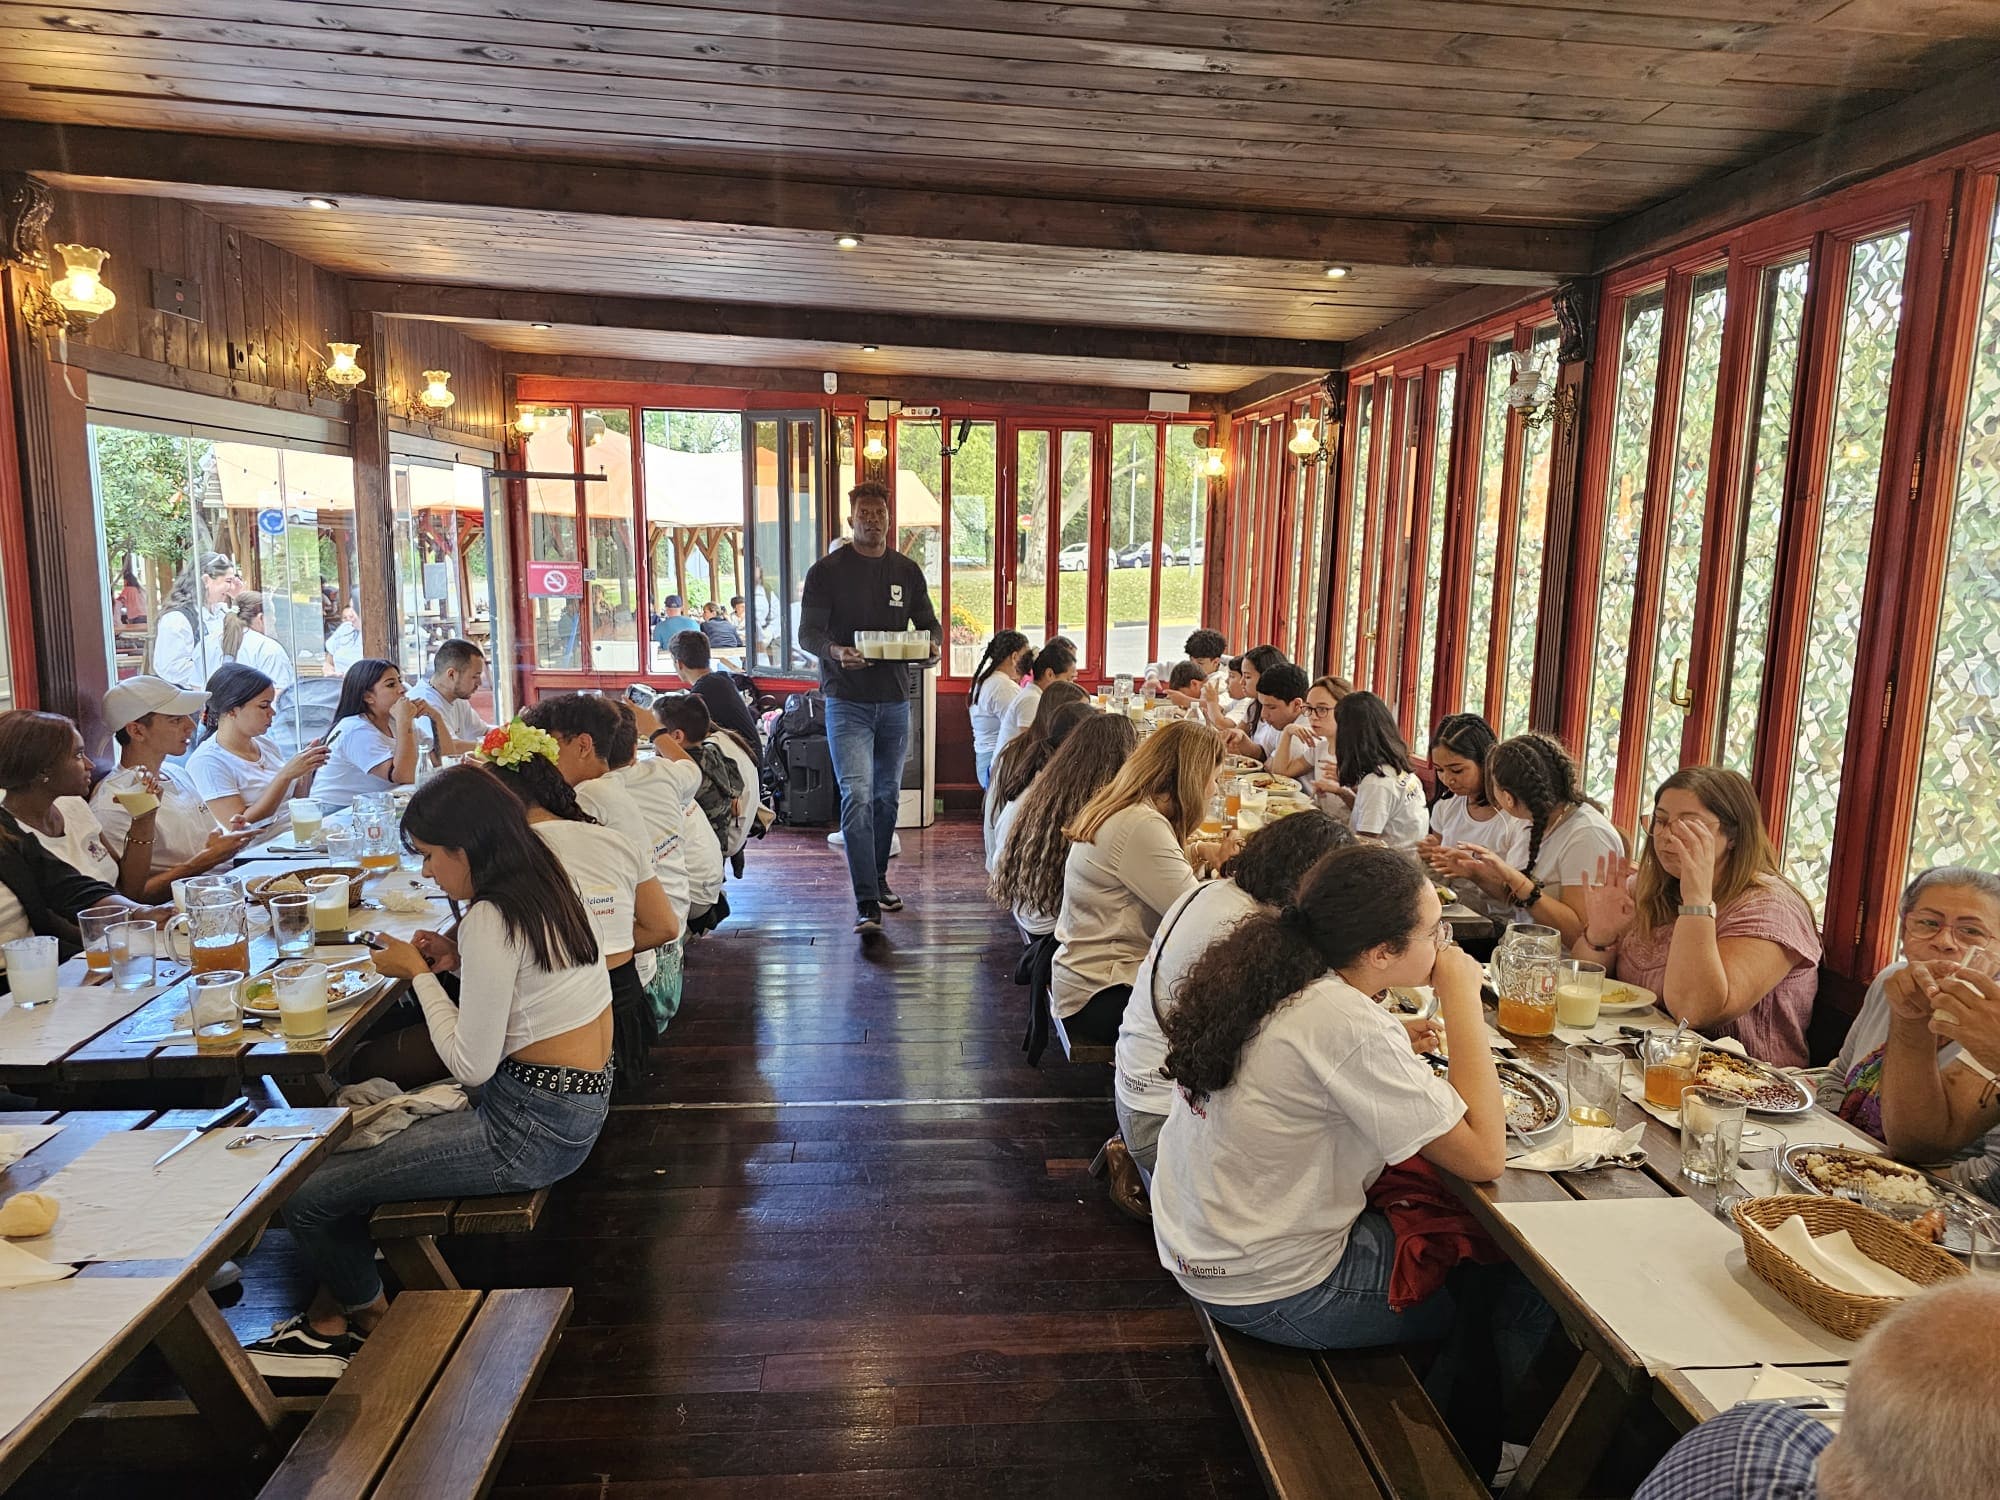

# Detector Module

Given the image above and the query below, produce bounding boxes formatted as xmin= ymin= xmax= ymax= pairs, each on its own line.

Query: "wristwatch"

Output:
xmin=1678 ymin=903 xmax=1717 ymax=918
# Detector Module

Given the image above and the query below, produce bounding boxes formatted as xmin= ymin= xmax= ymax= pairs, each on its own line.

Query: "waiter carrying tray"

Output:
xmin=799 ymin=481 xmax=941 ymax=936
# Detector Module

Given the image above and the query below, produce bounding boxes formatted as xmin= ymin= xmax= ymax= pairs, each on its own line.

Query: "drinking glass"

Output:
xmin=353 ymin=793 xmax=400 ymax=871
xmin=1642 ymin=1029 xmax=1704 ymax=1110
xmin=325 ymin=829 xmax=363 ymax=866
xmin=78 ymin=903 xmax=124 ymax=975
xmin=190 ymin=969 xmax=245 ymax=1049
xmin=1495 ymin=952 xmax=1559 ymax=1037
xmin=1966 ymin=1214 xmax=2000 ymax=1276
xmin=269 ymin=891 xmax=315 ymax=958
xmin=288 ymin=797 xmax=323 ymax=846
xmin=106 ymin=920 xmax=158 ymax=991
xmin=1679 ymin=1086 xmax=1747 ymax=1185
xmin=307 ymin=873 xmax=351 ymax=940
xmin=171 ymin=871 xmax=239 ymax=915
xmin=1566 ymin=1043 xmax=1624 ymax=1129
xmin=273 ymin=960 xmax=331 ymax=1041
xmin=164 ymin=888 xmax=251 ymax=975
xmin=1556 ymin=959 xmax=1607 ymax=1028
xmin=3 ymin=935 xmax=60 ymax=1008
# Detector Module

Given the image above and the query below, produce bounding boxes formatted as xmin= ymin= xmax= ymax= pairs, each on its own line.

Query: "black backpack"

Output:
xmin=762 ymin=689 xmax=827 ymax=811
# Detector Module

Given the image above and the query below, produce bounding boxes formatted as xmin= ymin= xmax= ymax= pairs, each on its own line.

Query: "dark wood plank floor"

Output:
xmin=16 ymin=819 xmax=1260 ymax=1498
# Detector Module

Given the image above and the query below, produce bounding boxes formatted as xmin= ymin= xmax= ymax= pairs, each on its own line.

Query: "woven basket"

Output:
xmin=244 ymin=865 xmax=364 ymax=908
xmin=1733 ymin=1194 xmax=1966 ymax=1341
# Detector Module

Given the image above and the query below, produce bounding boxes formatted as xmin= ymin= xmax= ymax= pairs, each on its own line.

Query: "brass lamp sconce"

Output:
xmin=304 ymin=340 xmax=369 ymax=401
xmin=1288 ymin=416 xmax=1331 ymax=469
xmin=21 ymin=242 xmax=118 ymax=339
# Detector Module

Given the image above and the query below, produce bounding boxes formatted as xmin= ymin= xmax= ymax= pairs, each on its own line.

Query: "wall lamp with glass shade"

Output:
xmin=323 ymin=341 xmax=366 ymax=387
xmin=514 ymin=404 xmax=542 ymax=437
xmin=417 ymin=370 xmax=456 ymax=411
xmin=861 ymin=432 xmax=887 ymax=461
xmin=23 ymin=242 xmax=117 ymax=336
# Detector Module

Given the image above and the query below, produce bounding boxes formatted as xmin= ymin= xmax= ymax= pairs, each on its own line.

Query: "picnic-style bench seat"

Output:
xmin=369 ymin=1190 xmax=549 ymax=1292
xmin=1049 ymin=1007 xmax=1113 ymax=1066
xmin=259 ymin=1286 xmax=569 ymax=1500
xmin=1194 ymin=1305 xmax=1485 ymax=1500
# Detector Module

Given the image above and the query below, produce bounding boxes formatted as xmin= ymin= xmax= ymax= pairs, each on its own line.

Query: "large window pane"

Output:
xmin=95 ymin=426 xmax=211 ymax=687
xmin=1721 ymin=259 xmax=1810 ymax=769
xmin=1057 ymin=430 xmax=1093 ymax=666
xmin=1016 ymin=430 xmax=1050 ymax=655
xmin=1640 ymin=272 xmax=1730 ymax=796
xmin=643 ymin=409 xmax=745 ymax=674
xmin=392 ymin=455 xmax=498 ymax=722
xmin=1159 ymin=425 xmax=1208 ymax=664
xmin=1107 ymin=422 xmax=1158 ymax=677
xmin=1341 ymin=392 xmax=1372 ymax=679
xmin=1911 ymin=202 xmax=2000 ymax=874
xmin=1500 ymin=328 xmax=1560 ymax=739
xmin=523 ymin=408 xmax=582 ymax=672
xmin=784 ymin=417 xmax=824 ymax=676
xmin=1785 ymin=228 xmax=1911 ymax=912
xmin=1583 ymin=291 xmax=1668 ymax=786
xmin=748 ymin=418 xmax=782 ymax=670
xmin=1411 ymin=366 xmax=1457 ymax=741
xmin=582 ymin=409 xmax=638 ymax=674
xmin=1462 ymin=342 xmax=1512 ymax=718
xmin=947 ymin=419 xmax=998 ymax=676
xmin=1379 ymin=376 xmax=1421 ymax=701
xmin=1282 ymin=408 xmax=1312 ymax=662
xmin=1299 ymin=423 xmax=1328 ymax=672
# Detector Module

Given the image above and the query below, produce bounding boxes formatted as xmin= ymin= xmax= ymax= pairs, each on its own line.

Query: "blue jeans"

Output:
xmin=825 ymin=696 xmax=909 ymax=907
xmin=975 ymin=748 xmax=995 ymax=789
xmin=283 ymin=1066 xmax=608 ymax=1309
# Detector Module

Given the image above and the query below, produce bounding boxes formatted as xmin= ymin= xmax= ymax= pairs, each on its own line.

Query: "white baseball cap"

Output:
xmin=103 ymin=675 xmax=209 ymax=733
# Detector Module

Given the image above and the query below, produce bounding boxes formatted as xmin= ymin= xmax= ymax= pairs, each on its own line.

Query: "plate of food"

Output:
xmin=1692 ymin=1045 xmax=1814 ymax=1115
xmin=1224 ymin=754 xmax=1263 ymax=772
xmin=1597 ymin=980 xmax=1659 ymax=1014
xmin=1779 ymin=1144 xmax=1996 ymax=1256
xmin=1422 ymin=1055 xmax=1562 ymax=1136
xmin=240 ymin=964 xmax=384 ymax=1018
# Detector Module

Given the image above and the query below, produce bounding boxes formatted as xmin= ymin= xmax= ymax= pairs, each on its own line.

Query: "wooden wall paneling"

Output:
xmin=1528 ymin=279 xmax=1599 ymax=739
xmin=0 ymin=265 xmax=37 ymax=710
xmin=350 ymin=310 xmax=396 ymax=659
xmin=382 ymin=318 xmax=506 ymax=441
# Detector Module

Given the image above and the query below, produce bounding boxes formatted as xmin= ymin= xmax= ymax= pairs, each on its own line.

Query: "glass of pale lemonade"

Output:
xmin=272 ymin=960 xmax=331 ymax=1042
xmin=1555 ymin=959 xmax=1607 ymax=1028
xmin=306 ymin=873 xmax=351 ymax=941
xmin=288 ymin=798 xmax=323 ymax=845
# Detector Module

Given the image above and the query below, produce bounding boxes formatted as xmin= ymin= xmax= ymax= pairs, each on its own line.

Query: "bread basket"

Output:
xmin=243 ymin=865 xmax=364 ymax=908
xmin=1733 ymin=1193 xmax=1966 ymax=1340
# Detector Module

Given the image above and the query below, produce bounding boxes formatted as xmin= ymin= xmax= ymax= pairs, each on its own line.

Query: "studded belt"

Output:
xmin=499 ymin=1057 xmax=612 ymax=1095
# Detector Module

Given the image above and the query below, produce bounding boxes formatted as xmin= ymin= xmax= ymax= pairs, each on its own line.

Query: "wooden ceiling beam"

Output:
xmin=0 ymin=120 xmax=1592 ymax=282
xmin=351 ymin=280 xmax=1335 ymax=373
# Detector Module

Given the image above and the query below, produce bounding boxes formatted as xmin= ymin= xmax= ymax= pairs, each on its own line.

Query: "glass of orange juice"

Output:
xmin=78 ymin=903 xmax=124 ymax=974
xmin=1642 ymin=1029 xmax=1703 ymax=1111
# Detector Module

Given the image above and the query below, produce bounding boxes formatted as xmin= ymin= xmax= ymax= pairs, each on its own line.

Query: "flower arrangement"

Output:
xmin=475 ymin=719 xmax=559 ymax=769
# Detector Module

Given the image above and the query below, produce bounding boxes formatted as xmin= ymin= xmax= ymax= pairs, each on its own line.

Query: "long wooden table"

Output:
xmin=0 ymin=1104 xmax=350 ymax=1490
xmin=1439 ymin=1011 xmax=1862 ymax=1498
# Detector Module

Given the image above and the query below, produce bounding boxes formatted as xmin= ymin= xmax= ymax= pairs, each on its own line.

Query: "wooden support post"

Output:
xmin=351 ymin=310 xmax=398 ymax=660
xmin=1502 ymin=1352 xmax=1633 ymax=1500
xmin=153 ymin=1290 xmax=286 ymax=1460
xmin=1529 ymin=278 xmax=1599 ymax=739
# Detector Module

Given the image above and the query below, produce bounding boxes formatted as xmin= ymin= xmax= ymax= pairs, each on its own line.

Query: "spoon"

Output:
xmin=224 ymin=1130 xmax=319 ymax=1150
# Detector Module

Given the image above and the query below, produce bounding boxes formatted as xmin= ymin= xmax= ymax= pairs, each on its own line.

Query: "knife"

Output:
xmin=152 ymin=1095 xmax=253 ymax=1168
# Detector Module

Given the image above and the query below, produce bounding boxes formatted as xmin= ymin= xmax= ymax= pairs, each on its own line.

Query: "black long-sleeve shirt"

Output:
xmin=797 ymin=546 xmax=940 ymax=702
xmin=0 ymin=805 xmax=118 ymax=966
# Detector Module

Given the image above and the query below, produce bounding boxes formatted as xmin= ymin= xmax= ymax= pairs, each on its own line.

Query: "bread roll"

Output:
xmin=0 ymin=1190 xmax=59 ymax=1238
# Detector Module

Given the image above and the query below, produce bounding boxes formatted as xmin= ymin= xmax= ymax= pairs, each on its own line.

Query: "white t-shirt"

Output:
xmin=535 ymin=817 xmax=651 ymax=958
xmin=970 ymin=672 xmax=1023 ymax=757
xmin=408 ymin=677 xmax=488 ymax=749
xmin=91 ymin=763 xmax=214 ymax=873
xmin=611 ymin=758 xmax=696 ymax=926
xmin=186 ymin=735 xmax=291 ymax=823
xmin=1429 ymin=796 xmax=1531 ymax=866
xmin=1118 ymin=880 xmax=1258 ymax=1117
xmin=1152 ymin=973 xmax=1466 ymax=1304
xmin=1251 ymin=719 xmax=1281 ymax=758
xmin=314 ymin=718 xmax=399 ymax=811
xmin=410 ymin=900 xmax=610 ymax=1086
xmin=151 ymin=602 xmax=228 ymax=691
xmin=683 ymin=792 xmax=725 ymax=909
xmin=1350 ymin=768 xmax=1428 ymax=849
xmin=995 ymin=682 xmax=1044 ymax=754
xmin=232 ymin=626 xmax=296 ymax=697
xmin=1053 ymin=803 xmax=1197 ymax=1019
xmin=0 ymin=880 xmax=28 ymax=953
xmin=1517 ymin=802 xmax=1625 ymax=918
xmin=30 ymin=797 xmax=119 ymax=884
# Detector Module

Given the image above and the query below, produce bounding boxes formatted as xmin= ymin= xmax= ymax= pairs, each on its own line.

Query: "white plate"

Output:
xmin=1598 ymin=981 xmax=1659 ymax=1014
xmin=243 ymin=969 xmax=383 ymax=1018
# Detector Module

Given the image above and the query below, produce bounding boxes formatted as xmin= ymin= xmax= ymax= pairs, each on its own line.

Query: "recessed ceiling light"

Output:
xmin=1323 ymin=265 xmax=1350 ymax=279
xmin=530 ymin=322 xmax=552 ymax=330
xmin=835 ymin=234 xmax=862 ymax=250
xmin=860 ymin=343 xmax=879 ymax=352
xmin=304 ymin=196 xmax=338 ymax=211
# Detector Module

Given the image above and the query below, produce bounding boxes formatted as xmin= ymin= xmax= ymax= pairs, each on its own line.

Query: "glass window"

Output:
xmin=784 ymin=416 xmax=824 ymax=676
xmin=391 ymin=454 xmax=499 ymax=723
xmin=1016 ymin=429 xmax=1050 ymax=656
xmin=1500 ymin=328 xmax=1560 ymax=740
xmin=1057 ymin=430 xmax=1093 ymax=666
xmin=642 ymin=409 xmax=745 ymax=674
xmin=1640 ymin=271 xmax=1731 ymax=796
xmin=1299 ymin=420 xmax=1329 ymax=673
xmin=1411 ymin=365 xmax=1457 ymax=742
xmin=1159 ymin=424 xmax=1208 ymax=665
xmin=748 ymin=417 xmax=782 ymax=670
xmin=1281 ymin=406 xmax=1312 ymax=662
xmin=1910 ymin=201 xmax=2000 ymax=875
xmin=1583 ymin=290 xmax=1668 ymax=786
xmin=581 ymin=409 xmax=639 ymax=674
xmin=1785 ymin=227 xmax=1912 ymax=911
xmin=1357 ymin=384 xmax=1393 ymax=684
xmin=1342 ymin=388 xmax=1375 ymax=681
xmin=946 ymin=419 xmax=998 ymax=677
xmin=1721 ymin=259 xmax=1811 ymax=769
xmin=1107 ymin=422 xmax=1158 ymax=677
xmin=894 ymin=417 xmax=944 ymax=646
xmin=1462 ymin=342 xmax=1513 ymax=719
xmin=522 ymin=407 xmax=582 ymax=672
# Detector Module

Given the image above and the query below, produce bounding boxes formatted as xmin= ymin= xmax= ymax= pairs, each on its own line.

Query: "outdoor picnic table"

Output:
xmin=0 ymin=859 xmax=454 ymax=1106
xmin=0 ymin=1103 xmax=350 ymax=1490
xmin=1438 ymin=1005 xmax=1879 ymax=1497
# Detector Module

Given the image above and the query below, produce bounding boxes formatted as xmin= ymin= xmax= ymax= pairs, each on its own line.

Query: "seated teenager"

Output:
xmin=995 ymin=636 xmax=1079 ymax=755
xmin=651 ymin=694 xmax=744 ymax=859
xmin=1419 ymin=713 xmax=1529 ymax=924
xmin=1215 ymin=645 xmax=1287 ymax=761
xmin=1166 ymin=660 xmax=1206 ymax=706
xmin=1303 ymin=674 xmax=1354 ymax=815
xmin=406 ymin=638 xmax=491 ymax=756
xmin=600 ymin=701 xmax=696 ymax=934
xmin=244 ymin=763 xmax=613 ymax=1380
xmin=1576 ymin=767 xmax=1821 ymax=1068
xmin=1445 ymin=732 xmax=1622 ymax=948
xmin=1170 ymin=628 xmax=1229 ymax=708
xmin=477 ymin=720 xmax=676 ymax=1086
xmin=666 ymin=627 xmax=762 ymax=749
xmin=983 ymin=679 xmax=1090 ymax=865
xmin=1200 ymin=654 xmax=1255 ymax=736
xmin=1052 ymin=719 xmax=1223 ymax=1047
xmin=990 ymin=711 xmax=1138 ymax=939
xmin=1879 ymin=948 xmax=2000 ymax=1203
xmin=312 ymin=658 xmax=446 ymax=811
xmin=0 ymin=709 xmax=121 ymax=883
xmin=91 ymin=676 xmax=253 ymax=900
xmin=1153 ymin=845 xmax=1509 ymax=1354
xmin=186 ymin=663 xmax=327 ymax=829
xmin=968 ymin=630 xmax=1033 ymax=788
xmin=1328 ymin=691 xmax=1427 ymax=849
xmin=1821 ymin=866 xmax=2000 ymax=1148
xmin=646 ymin=722 xmax=728 ymax=935
xmin=1116 ymin=811 xmax=1352 ymax=1187
xmin=987 ymin=701 xmax=1094 ymax=885
xmin=1252 ymin=663 xmax=1317 ymax=780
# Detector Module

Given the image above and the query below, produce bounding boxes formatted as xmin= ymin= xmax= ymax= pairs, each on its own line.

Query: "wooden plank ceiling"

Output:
xmin=7 ymin=0 xmax=2000 ymax=391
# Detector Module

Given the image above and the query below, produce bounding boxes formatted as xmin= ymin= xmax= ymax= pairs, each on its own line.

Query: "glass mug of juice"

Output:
xmin=1642 ymin=1029 xmax=1704 ymax=1110
xmin=1495 ymin=952 xmax=1559 ymax=1037
xmin=163 ymin=888 xmax=251 ymax=975
xmin=353 ymin=793 xmax=402 ymax=871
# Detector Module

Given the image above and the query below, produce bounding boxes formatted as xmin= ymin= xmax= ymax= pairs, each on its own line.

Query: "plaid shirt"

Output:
xmin=1635 ymin=1403 xmax=1830 ymax=1500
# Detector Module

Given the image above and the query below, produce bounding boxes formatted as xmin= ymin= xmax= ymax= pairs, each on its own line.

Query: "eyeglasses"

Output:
xmin=1904 ymin=914 xmax=1997 ymax=945
xmin=1428 ymin=919 xmax=1455 ymax=950
xmin=1306 ymin=702 xmax=1338 ymax=717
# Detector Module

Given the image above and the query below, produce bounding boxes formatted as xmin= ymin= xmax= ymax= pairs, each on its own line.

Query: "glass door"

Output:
xmin=1008 ymin=422 xmax=1101 ymax=671
xmin=390 ymin=451 xmax=500 ymax=724
xmin=743 ymin=410 xmax=825 ymax=675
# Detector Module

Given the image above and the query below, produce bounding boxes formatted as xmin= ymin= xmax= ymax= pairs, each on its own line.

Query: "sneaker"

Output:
xmin=827 ymin=831 xmax=903 ymax=855
xmin=877 ymin=888 xmax=904 ymax=912
xmin=245 ymin=1314 xmax=360 ymax=1381
xmin=854 ymin=904 xmax=883 ymax=935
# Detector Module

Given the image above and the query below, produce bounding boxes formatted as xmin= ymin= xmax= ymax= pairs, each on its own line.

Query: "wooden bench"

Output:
xmin=369 ymin=1190 xmax=549 ymax=1292
xmin=1048 ymin=1006 xmax=1114 ymax=1066
xmin=1194 ymin=1306 xmax=1485 ymax=1500
xmin=260 ymin=1286 xmax=570 ymax=1500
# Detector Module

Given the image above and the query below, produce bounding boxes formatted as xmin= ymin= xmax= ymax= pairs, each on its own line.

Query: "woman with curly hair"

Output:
xmin=1442 ymin=731 xmax=1622 ymax=947
xmin=1152 ymin=843 xmax=1506 ymax=1354
xmin=1051 ymin=718 xmax=1224 ymax=1046
xmin=990 ymin=711 xmax=1138 ymax=938
xmin=982 ymin=679 xmax=1090 ymax=864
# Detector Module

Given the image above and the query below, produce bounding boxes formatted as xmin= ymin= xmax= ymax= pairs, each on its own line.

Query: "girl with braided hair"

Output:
xmin=1442 ymin=732 xmax=1622 ymax=947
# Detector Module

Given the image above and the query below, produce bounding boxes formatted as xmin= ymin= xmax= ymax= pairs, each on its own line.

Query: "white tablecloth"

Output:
xmin=0 ymin=991 xmax=159 ymax=1068
xmin=0 ymin=1275 xmax=174 ymax=1438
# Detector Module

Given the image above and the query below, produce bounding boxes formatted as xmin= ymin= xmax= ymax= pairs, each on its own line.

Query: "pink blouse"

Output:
xmin=1614 ymin=877 xmax=1823 ymax=1068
